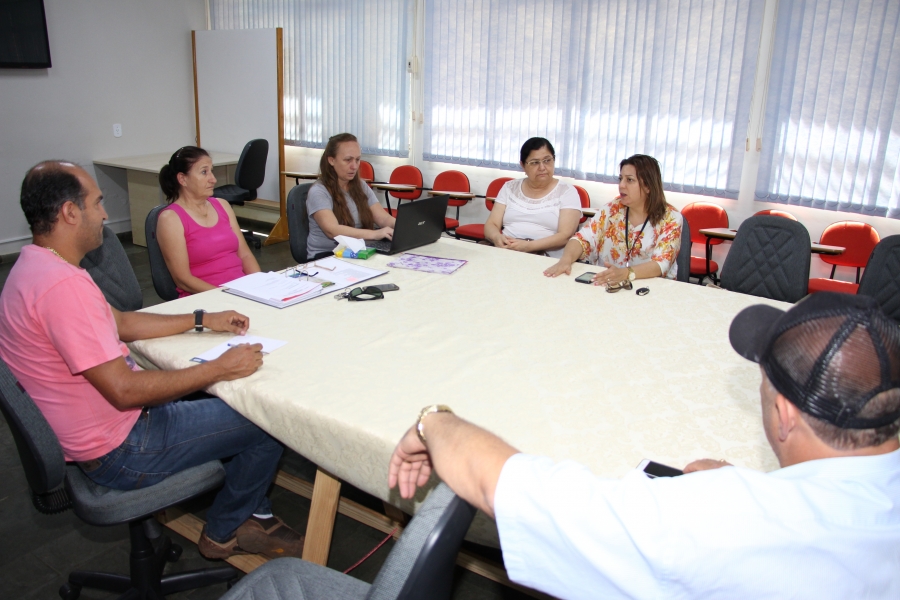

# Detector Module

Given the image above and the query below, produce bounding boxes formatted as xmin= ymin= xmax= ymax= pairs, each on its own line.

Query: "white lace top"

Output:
xmin=495 ymin=179 xmax=582 ymax=257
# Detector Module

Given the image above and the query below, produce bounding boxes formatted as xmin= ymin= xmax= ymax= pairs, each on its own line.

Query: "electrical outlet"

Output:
xmin=113 ymin=123 xmax=122 ymax=138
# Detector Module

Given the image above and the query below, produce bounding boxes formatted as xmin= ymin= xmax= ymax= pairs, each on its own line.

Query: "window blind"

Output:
xmin=756 ymin=0 xmax=900 ymax=219
xmin=424 ymin=0 xmax=764 ymax=198
xmin=210 ymin=0 xmax=412 ymax=157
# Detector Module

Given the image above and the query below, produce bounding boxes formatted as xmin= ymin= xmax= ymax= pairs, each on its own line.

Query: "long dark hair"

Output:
xmin=620 ymin=154 xmax=667 ymax=226
xmin=318 ymin=133 xmax=373 ymax=229
xmin=159 ymin=146 xmax=210 ymax=203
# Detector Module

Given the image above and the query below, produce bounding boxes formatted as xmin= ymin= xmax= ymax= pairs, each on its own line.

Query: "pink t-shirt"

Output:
xmin=0 ymin=246 xmax=140 ymax=462
xmin=163 ymin=199 xmax=245 ymax=298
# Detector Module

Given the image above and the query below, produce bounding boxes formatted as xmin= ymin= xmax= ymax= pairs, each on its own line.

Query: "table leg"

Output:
xmin=301 ymin=468 xmax=342 ymax=565
xmin=383 ymin=189 xmax=392 ymax=213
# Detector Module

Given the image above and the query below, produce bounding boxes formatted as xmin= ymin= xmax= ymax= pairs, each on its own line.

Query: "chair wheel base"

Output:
xmin=166 ymin=543 xmax=183 ymax=562
xmin=59 ymin=582 xmax=81 ymax=600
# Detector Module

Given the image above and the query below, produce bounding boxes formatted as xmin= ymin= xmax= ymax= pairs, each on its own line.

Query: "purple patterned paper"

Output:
xmin=387 ymin=253 xmax=467 ymax=275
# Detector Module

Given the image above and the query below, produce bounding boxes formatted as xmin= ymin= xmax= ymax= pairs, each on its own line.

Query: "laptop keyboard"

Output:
xmin=366 ymin=239 xmax=392 ymax=252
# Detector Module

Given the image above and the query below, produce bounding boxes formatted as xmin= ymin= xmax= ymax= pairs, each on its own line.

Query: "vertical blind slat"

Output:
xmin=210 ymin=0 xmax=411 ymax=157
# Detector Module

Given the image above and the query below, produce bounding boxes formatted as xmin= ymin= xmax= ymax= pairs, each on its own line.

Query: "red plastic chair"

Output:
xmin=432 ymin=170 xmax=471 ymax=231
xmin=807 ymin=221 xmax=880 ymax=295
xmin=681 ymin=201 xmax=729 ymax=284
xmin=572 ymin=185 xmax=591 ymax=223
xmin=359 ymin=160 xmax=375 ymax=187
xmin=454 ymin=177 xmax=513 ymax=242
xmin=754 ymin=209 xmax=798 ymax=221
xmin=384 ymin=165 xmax=424 ymax=216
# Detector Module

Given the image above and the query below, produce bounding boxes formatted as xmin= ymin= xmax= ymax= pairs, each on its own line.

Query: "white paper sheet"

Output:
xmin=333 ymin=235 xmax=366 ymax=252
xmin=191 ymin=335 xmax=288 ymax=363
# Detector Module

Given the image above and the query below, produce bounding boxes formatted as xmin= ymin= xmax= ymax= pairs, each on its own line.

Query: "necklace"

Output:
xmin=41 ymin=246 xmax=79 ymax=268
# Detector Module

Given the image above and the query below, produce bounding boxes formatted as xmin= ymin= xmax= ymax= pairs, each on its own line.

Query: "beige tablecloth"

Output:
xmin=130 ymin=238 xmax=786 ymax=545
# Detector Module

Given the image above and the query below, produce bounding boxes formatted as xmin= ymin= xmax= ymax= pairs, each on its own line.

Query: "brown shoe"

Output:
xmin=236 ymin=515 xmax=305 ymax=559
xmin=198 ymin=526 xmax=250 ymax=560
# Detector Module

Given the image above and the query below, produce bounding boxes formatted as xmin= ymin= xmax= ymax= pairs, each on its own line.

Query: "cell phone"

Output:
xmin=637 ymin=459 xmax=684 ymax=478
xmin=575 ymin=272 xmax=597 ymax=284
xmin=371 ymin=283 xmax=399 ymax=292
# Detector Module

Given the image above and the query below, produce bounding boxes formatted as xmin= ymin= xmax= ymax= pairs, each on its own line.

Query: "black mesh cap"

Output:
xmin=729 ymin=292 xmax=900 ymax=429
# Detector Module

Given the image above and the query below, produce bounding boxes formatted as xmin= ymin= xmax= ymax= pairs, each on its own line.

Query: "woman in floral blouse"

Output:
xmin=543 ymin=154 xmax=683 ymax=286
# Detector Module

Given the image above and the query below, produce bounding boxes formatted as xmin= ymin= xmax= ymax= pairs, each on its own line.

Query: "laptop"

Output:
xmin=366 ymin=194 xmax=449 ymax=255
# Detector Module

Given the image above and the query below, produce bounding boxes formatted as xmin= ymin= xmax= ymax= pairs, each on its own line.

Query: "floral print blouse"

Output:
xmin=573 ymin=199 xmax=683 ymax=279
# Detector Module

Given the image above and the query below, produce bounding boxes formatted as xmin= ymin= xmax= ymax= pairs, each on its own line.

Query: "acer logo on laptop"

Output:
xmin=417 ymin=220 xmax=426 ymax=226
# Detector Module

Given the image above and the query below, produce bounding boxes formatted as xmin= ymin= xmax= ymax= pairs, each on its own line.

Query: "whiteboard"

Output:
xmin=194 ymin=29 xmax=280 ymax=203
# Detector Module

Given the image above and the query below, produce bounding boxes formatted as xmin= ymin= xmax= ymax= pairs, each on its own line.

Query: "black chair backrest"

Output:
xmin=234 ymin=139 xmax=269 ymax=195
xmin=286 ymin=182 xmax=315 ymax=263
xmin=80 ymin=226 xmax=143 ymax=311
xmin=676 ymin=214 xmax=691 ymax=283
xmin=367 ymin=483 xmax=477 ymax=600
xmin=145 ymin=205 xmax=180 ymax=301
xmin=857 ymin=234 xmax=900 ymax=323
xmin=719 ymin=215 xmax=811 ymax=303
xmin=0 ymin=357 xmax=66 ymax=498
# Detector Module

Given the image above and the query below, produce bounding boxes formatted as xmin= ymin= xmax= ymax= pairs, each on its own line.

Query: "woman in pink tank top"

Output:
xmin=156 ymin=147 xmax=260 ymax=297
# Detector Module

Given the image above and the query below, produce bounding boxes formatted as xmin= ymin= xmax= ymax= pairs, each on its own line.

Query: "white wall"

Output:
xmin=195 ymin=29 xmax=281 ymax=204
xmin=0 ymin=0 xmax=207 ymax=255
xmin=286 ymin=0 xmax=900 ymax=283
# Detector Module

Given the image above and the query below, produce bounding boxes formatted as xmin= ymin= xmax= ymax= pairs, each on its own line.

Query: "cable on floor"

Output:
xmin=343 ymin=527 xmax=398 ymax=574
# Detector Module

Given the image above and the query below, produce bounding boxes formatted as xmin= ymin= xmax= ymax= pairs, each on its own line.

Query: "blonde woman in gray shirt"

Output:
xmin=306 ymin=133 xmax=395 ymax=260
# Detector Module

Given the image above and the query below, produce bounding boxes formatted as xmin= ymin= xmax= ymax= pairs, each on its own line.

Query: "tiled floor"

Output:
xmin=0 ymin=224 xmax=530 ymax=600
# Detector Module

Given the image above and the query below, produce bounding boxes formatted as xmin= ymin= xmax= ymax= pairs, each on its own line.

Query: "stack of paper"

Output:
xmin=224 ymin=272 xmax=321 ymax=308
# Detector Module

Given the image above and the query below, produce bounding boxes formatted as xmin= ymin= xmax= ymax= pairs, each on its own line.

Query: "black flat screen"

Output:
xmin=0 ymin=0 xmax=52 ymax=69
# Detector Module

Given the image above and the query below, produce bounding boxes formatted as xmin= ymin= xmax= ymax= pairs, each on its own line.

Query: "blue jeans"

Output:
xmin=78 ymin=397 xmax=283 ymax=541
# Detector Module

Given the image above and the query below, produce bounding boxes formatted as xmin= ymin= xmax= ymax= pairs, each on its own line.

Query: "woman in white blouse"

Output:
xmin=483 ymin=138 xmax=582 ymax=258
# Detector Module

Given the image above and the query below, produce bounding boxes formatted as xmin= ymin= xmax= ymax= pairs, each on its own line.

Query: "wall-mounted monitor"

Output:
xmin=0 ymin=0 xmax=52 ymax=69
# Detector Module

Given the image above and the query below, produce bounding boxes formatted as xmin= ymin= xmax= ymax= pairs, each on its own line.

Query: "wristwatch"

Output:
xmin=416 ymin=404 xmax=454 ymax=444
xmin=627 ymin=267 xmax=636 ymax=281
xmin=193 ymin=309 xmax=205 ymax=332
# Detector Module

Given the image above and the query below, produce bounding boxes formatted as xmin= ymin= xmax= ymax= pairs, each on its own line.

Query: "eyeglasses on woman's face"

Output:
xmin=524 ymin=157 xmax=555 ymax=169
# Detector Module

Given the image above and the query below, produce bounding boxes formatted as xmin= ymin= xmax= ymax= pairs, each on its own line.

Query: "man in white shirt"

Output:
xmin=389 ymin=292 xmax=900 ymax=599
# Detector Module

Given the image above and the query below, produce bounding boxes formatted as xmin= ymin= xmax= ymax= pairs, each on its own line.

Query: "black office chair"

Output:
xmin=676 ymin=215 xmax=691 ymax=283
xmin=0 ymin=358 xmax=239 ymax=600
xmin=857 ymin=234 xmax=900 ymax=323
xmin=145 ymin=204 xmax=180 ymax=302
xmin=80 ymin=225 xmax=143 ymax=311
xmin=286 ymin=182 xmax=332 ymax=263
xmin=719 ymin=215 xmax=811 ymax=303
xmin=221 ymin=483 xmax=476 ymax=600
xmin=213 ymin=139 xmax=269 ymax=249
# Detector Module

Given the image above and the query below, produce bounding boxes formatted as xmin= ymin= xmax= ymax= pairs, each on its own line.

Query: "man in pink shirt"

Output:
xmin=0 ymin=161 xmax=303 ymax=560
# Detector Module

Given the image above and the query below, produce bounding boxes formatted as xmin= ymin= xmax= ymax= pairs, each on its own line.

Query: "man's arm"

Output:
xmin=81 ymin=343 xmax=263 ymax=410
xmin=112 ymin=308 xmax=249 ymax=342
xmin=388 ymin=411 xmax=518 ymax=518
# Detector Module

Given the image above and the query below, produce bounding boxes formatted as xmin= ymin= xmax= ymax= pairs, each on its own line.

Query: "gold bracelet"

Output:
xmin=416 ymin=404 xmax=453 ymax=445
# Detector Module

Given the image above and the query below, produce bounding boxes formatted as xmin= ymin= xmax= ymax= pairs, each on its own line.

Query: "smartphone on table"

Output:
xmin=371 ymin=283 xmax=399 ymax=292
xmin=637 ymin=459 xmax=684 ymax=478
xmin=575 ymin=272 xmax=597 ymax=284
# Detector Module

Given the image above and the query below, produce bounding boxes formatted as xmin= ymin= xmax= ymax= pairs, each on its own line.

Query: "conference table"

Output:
xmin=129 ymin=238 xmax=783 ymax=576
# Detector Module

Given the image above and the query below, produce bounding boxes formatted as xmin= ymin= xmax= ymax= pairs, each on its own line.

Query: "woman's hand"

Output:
xmin=505 ymin=238 xmax=534 ymax=253
xmin=372 ymin=227 xmax=394 ymax=241
xmin=543 ymin=259 xmax=573 ymax=277
xmin=592 ymin=264 xmax=629 ymax=286
xmin=490 ymin=233 xmax=512 ymax=248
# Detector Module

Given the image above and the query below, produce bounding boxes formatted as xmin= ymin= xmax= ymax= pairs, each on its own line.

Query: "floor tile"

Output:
xmin=0 ymin=552 xmax=61 ymax=599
